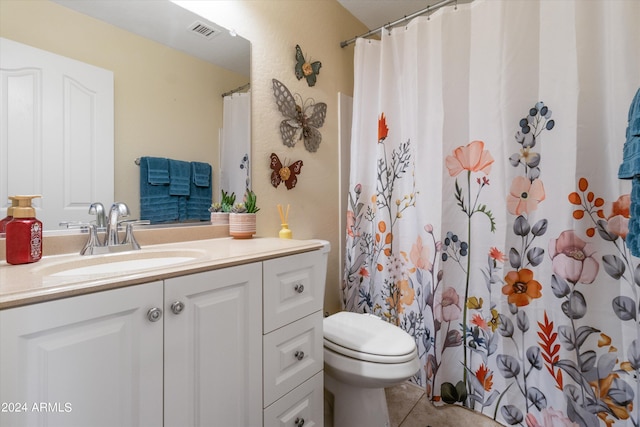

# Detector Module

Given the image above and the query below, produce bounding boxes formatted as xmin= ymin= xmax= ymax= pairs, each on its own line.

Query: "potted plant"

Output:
xmin=209 ymin=190 xmax=235 ymax=225
xmin=229 ymin=189 xmax=260 ymax=239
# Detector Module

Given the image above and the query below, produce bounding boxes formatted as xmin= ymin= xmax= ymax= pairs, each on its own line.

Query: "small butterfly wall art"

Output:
xmin=295 ymin=44 xmax=321 ymax=87
xmin=272 ymin=78 xmax=327 ymax=153
xmin=270 ymin=153 xmax=303 ymax=190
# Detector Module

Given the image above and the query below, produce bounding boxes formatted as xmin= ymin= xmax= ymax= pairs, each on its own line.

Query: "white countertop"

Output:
xmin=0 ymin=237 xmax=323 ymax=309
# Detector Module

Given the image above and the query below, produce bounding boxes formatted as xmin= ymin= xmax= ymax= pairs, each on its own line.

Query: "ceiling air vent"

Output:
xmin=188 ymin=21 xmax=221 ymax=40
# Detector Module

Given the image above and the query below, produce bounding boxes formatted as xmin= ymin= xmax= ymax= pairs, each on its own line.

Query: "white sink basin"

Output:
xmin=38 ymin=249 xmax=206 ymax=277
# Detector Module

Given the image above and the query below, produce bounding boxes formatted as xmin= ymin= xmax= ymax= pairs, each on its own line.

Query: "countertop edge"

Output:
xmin=0 ymin=238 xmax=324 ymax=310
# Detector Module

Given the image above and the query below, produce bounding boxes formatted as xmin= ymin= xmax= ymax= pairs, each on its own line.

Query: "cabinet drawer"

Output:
xmin=264 ymin=371 xmax=323 ymax=427
xmin=264 ymin=313 xmax=323 ymax=407
xmin=263 ymin=250 xmax=325 ymax=333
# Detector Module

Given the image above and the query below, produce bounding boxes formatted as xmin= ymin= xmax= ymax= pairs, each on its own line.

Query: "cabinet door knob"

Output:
xmin=294 ymin=350 xmax=305 ymax=361
xmin=295 ymin=417 xmax=305 ymax=426
xmin=170 ymin=301 xmax=185 ymax=315
xmin=294 ymin=283 xmax=304 ymax=293
xmin=147 ymin=307 xmax=163 ymax=322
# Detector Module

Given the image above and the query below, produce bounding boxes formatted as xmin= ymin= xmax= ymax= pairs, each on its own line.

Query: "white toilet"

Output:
xmin=323 ymin=311 xmax=420 ymax=427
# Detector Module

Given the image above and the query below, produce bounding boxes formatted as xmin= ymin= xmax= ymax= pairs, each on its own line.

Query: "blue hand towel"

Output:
xmin=627 ymin=178 xmax=640 ymax=257
xmin=192 ymin=161 xmax=211 ymax=187
xmin=618 ymin=88 xmax=640 ymax=179
xmin=187 ymin=162 xmax=213 ymax=221
xmin=140 ymin=158 xmax=177 ymax=223
xmin=143 ymin=156 xmax=170 ymax=185
xmin=169 ymin=159 xmax=191 ymax=196
xmin=178 ymin=195 xmax=188 ymax=222
xmin=618 ymin=88 xmax=640 ymax=257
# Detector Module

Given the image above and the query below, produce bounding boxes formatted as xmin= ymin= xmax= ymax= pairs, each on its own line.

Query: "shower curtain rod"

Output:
xmin=221 ymin=82 xmax=250 ymax=98
xmin=340 ymin=0 xmax=457 ymax=48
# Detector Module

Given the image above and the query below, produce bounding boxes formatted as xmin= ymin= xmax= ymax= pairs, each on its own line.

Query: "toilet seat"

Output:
xmin=323 ymin=312 xmax=417 ymax=363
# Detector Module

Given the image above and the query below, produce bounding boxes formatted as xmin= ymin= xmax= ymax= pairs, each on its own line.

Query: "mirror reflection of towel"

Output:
xmin=169 ymin=160 xmax=191 ymax=196
xmin=140 ymin=157 xmax=178 ymax=223
xmin=140 ymin=157 xmax=212 ymax=223
xmin=187 ymin=162 xmax=212 ymax=221
xmin=145 ymin=156 xmax=170 ymax=185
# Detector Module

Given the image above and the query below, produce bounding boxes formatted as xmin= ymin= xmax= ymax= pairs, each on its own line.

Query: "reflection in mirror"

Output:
xmin=0 ymin=0 xmax=250 ymax=231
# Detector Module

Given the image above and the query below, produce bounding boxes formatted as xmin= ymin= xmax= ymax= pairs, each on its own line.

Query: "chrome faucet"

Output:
xmin=106 ymin=202 xmax=130 ymax=246
xmin=88 ymin=202 xmax=107 ymax=229
xmin=61 ymin=202 xmax=149 ymax=255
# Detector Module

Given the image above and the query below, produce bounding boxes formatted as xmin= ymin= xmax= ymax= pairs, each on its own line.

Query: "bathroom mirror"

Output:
xmin=0 ymin=0 xmax=251 ymax=231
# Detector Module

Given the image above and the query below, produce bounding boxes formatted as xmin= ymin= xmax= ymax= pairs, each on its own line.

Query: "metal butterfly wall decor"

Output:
xmin=272 ymin=78 xmax=327 ymax=153
xmin=295 ymin=44 xmax=321 ymax=87
xmin=270 ymin=153 xmax=303 ymax=190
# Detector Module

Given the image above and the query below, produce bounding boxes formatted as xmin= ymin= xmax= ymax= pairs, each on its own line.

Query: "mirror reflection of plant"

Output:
xmin=209 ymin=190 xmax=236 ymax=212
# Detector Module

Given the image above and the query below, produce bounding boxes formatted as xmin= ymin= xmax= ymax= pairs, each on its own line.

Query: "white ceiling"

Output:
xmin=49 ymin=0 xmax=467 ymax=74
xmin=337 ymin=0 xmax=474 ymax=31
xmin=337 ymin=0 xmax=438 ymax=30
xmin=51 ymin=0 xmax=250 ymax=76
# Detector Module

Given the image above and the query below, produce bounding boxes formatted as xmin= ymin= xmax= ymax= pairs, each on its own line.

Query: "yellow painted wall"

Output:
xmin=195 ymin=1 xmax=366 ymax=314
xmin=0 ymin=0 xmax=367 ymax=314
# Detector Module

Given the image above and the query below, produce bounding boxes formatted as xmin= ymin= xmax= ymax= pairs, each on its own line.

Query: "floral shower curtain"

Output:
xmin=343 ymin=1 xmax=640 ymax=426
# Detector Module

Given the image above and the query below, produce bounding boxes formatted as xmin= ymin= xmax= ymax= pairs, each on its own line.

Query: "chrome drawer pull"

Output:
xmin=147 ymin=307 xmax=162 ymax=322
xmin=295 ymin=417 xmax=305 ymax=426
xmin=294 ymin=283 xmax=304 ymax=293
xmin=294 ymin=350 xmax=305 ymax=361
xmin=171 ymin=301 xmax=185 ymax=315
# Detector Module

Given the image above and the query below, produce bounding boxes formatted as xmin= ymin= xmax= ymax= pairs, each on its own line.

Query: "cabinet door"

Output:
xmin=164 ymin=263 xmax=262 ymax=427
xmin=0 ymin=282 xmax=164 ymax=427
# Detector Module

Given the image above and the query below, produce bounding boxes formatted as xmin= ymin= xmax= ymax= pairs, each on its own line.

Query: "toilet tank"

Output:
xmin=311 ymin=239 xmax=331 ymax=292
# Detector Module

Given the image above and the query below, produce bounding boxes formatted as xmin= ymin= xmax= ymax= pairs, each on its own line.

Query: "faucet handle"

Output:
xmin=121 ymin=220 xmax=150 ymax=250
xmin=59 ymin=221 xmax=91 ymax=229
xmin=60 ymin=221 xmax=104 ymax=254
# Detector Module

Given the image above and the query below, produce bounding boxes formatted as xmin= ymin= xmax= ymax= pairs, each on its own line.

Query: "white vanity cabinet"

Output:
xmin=262 ymin=251 xmax=326 ymax=427
xmin=0 ymin=241 xmax=327 ymax=427
xmin=0 ymin=265 xmax=262 ymax=427
xmin=163 ymin=263 xmax=262 ymax=427
xmin=0 ymin=281 xmax=165 ymax=427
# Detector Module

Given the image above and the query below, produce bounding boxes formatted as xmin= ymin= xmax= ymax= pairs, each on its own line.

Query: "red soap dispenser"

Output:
xmin=5 ymin=195 xmax=43 ymax=265
xmin=0 ymin=198 xmax=19 ymax=233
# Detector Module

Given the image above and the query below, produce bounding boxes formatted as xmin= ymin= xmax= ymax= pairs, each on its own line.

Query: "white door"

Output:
xmin=0 ymin=37 xmax=114 ymax=228
xmin=0 ymin=282 xmax=164 ymax=427
xmin=164 ymin=264 xmax=262 ymax=427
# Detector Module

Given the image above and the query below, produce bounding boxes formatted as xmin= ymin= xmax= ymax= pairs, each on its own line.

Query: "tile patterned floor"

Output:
xmin=325 ymin=381 xmax=503 ymax=427
xmin=385 ymin=382 xmax=502 ymax=427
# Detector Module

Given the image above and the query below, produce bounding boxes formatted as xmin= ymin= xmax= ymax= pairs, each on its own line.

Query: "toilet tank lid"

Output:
xmin=324 ymin=311 xmax=416 ymax=356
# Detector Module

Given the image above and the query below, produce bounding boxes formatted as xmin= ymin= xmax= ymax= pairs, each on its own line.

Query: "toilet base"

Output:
xmin=325 ymin=373 xmax=390 ymax=427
